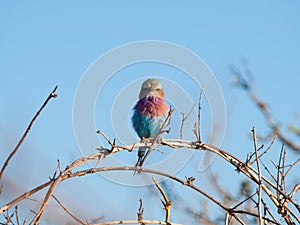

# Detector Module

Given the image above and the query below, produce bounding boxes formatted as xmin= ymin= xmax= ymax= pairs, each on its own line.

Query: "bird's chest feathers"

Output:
xmin=135 ymin=96 xmax=168 ymax=118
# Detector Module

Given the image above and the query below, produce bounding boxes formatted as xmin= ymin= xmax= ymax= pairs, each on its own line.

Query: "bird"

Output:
xmin=131 ymin=78 xmax=169 ymax=166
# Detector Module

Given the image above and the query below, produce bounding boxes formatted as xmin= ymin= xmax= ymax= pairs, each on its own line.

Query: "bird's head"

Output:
xmin=139 ymin=78 xmax=164 ymax=99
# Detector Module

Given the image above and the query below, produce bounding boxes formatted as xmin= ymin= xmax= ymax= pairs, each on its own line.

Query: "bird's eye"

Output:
xmin=155 ymin=88 xmax=160 ymax=91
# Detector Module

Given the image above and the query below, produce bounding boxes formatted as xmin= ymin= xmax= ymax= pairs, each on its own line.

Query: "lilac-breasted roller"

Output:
xmin=132 ymin=78 xmax=169 ymax=166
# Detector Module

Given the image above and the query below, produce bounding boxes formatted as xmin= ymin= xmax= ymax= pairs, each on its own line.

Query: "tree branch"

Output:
xmin=0 ymin=86 xmax=58 ymax=182
xmin=152 ymin=177 xmax=172 ymax=223
xmin=251 ymin=127 xmax=263 ymax=225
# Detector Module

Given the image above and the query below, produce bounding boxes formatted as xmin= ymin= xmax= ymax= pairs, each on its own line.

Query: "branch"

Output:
xmin=29 ymin=150 xmax=108 ymax=224
xmin=52 ymin=194 xmax=86 ymax=225
xmin=0 ymin=180 xmax=52 ymax=214
xmin=193 ymin=88 xmax=204 ymax=142
xmin=0 ymin=86 xmax=58 ymax=181
xmin=179 ymin=105 xmax=195 ymax=139
xmin=53 ymin=186 xmax=181 ymax=225
xmin=60 ymin=166 xmax=248 ymax=224
xmin=1 ymin=138 xmax=298 ymax=224
xmin=152 ymin=177 xmax=172 ymax=223
xmin=92 ymin=220 xmax=182 ymax=225
xmin=232 ymin=66 xmax=300 ymax=152
xmin=251 ymin=127 xmax=263 ymax=225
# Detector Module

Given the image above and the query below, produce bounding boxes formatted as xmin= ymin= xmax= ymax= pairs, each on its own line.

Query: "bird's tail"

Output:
xmin=135 ymin=146 xmax=147 ymax=167
xmin=134 ymin=146 xmax=148 ymax=175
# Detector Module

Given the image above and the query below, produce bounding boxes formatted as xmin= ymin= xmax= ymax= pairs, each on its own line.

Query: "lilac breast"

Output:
xmin=135 ymin=96 xmax=167 ymax=117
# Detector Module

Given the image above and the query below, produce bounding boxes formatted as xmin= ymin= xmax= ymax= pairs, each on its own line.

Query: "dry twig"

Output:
xmin=0 ymin=86 xmax=58 ymax=181
xmin=179 ymin=105 xmax=195 ymax=139
xmin=193 ymin=88 xmax=204 ymax=143
xmin=232 ymin=66 xmax=300 ymax=152
xmin=251 ymin=127 xmax=263 ymax=225
xmin=152 ymin=177 xmax=172 ymax=223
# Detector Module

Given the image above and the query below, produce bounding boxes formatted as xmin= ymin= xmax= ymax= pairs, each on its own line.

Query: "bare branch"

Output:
xmin=251 ymin=127 xmax=263 ymax=225
xmin=0 ymin=180 xmax=53 ymax=214
xmin=285 ymin=157 xmax=300 ymax=177
xmin=152 ymin=177 xmax=172 ymax=223
xmin=53 ymin=194 xmax=182 ymax=225
xmin=0 ymin=86 xmax=58 ymax=182
xmin=15 ymin=206 xmax=20 ymax=225
xmin=1 ymin=136 xmax=298 ymax=224
xmin=179 ymin=104 xmax=195 ymax=139
xmin=289 ymin=184 xmax=300 ymax=200
xmin=52 ymin=194 xmax=86 ymax=225
xmin=193 ymin=88 xmax=204 ymax=142
xmin=232 ymin=66 xmax=300 ymax=152
xmin=249 ymin=135 xmax=277 ymax=166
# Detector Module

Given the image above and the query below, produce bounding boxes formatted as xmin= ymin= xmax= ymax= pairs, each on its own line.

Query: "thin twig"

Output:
xmin=179 ymin=105 xmax=195 ymax=139
xmin=97 ymin=130 xmax=115 ymax=147
xmin=232 ymin=65 xmax=300 ymax=152
xmin=281 ymin=146 xmax=287 ymax=193
xmin=15 ymin=205 xmax=20 ymax=225
xmin=246 ymin=144 xmax=264 ymax=165
xmin=289 ymin=184 xmax=300 ymax=199
xmin=251 ymin=127 xmax=263 ymax=225
xmin=260 ymin=159 xmax=277 ymax=183
xmin=249 ymin=135 xmax=277 ymax=166
xmin=0 ymin=86 xmax=58 ymax=181
xmin=276 ymin=144 xmax=284 ymax=201
xmin=285 ymin=157 xmax=300 ymax=177
xmin=230 ymin=192 xmax=256 ymax=211
xmin=52 ymin=194 xmax=86 ymax=225
xmin=193 ymin=88 xmax=204 ymax=142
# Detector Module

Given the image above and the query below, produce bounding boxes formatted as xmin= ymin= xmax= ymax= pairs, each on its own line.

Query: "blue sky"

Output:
xmin=1 ymin=1 xmax=300 ymax=224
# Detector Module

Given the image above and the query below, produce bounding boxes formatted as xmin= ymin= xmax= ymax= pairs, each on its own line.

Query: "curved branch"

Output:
xmin=59 ymin=166 xmax=290 ymax=225
xmin=1 ymin=138 xmax=298 ymax=224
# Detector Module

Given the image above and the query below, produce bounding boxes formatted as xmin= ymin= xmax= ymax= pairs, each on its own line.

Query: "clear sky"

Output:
xmin=1 ymin=1 xmax=300 ymax=224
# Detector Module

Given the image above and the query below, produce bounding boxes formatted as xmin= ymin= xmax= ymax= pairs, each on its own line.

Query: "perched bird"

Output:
xmin=132 ymin=78 xmax=169 ymax=166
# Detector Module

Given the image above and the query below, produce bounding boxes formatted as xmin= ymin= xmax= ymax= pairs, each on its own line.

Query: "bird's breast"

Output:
xmin=134 ymin=96 xmax=168 ymax=118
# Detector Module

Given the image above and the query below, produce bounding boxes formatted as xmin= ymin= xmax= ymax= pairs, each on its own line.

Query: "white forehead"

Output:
xmin=141 ymin=78 xmax=162 ymax=89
